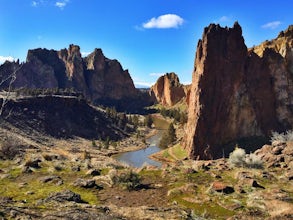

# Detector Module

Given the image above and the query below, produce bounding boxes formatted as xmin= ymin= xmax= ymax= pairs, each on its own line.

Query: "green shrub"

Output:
xmin=110 ymin=170 xmax=141 ymax=190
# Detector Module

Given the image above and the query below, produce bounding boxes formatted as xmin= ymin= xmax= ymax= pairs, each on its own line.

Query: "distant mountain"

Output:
xmin=183 ymin=23 xmax=293 ymax=160
xmin=0 ymin=45 xmax=153 ymax=112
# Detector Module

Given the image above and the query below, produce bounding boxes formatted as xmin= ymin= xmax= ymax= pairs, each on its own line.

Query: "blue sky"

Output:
xmin=0 ymin=0 xmax=292 ymax=87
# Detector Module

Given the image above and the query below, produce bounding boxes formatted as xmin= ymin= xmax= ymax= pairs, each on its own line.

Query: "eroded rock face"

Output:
xmin=150 ymin=72 xmax=186 ymax=106
xmin=0 ymin=45 xmax=140 ymax=110
xmin=184 ymin=23 xmax=293 ymax=159
xmin=84 ymin=49 xmax=137 ymax=101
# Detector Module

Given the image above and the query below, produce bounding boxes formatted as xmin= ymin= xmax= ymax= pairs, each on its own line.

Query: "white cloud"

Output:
xmin=149 ymin=72 xmax=164 ymax=77
xmin=32 ymin=1 xmax=38 ymax=7
xmin=81 ymin=51 xmax=91 ymax=57
xmin=31 ymin=0 xmax=45 ymax=7
xmin=55 ymin=0 xmax=69 ymax=9
xmin=0 ymin=56 xmax=15 ymax=64
xmin=142 ymin=14 xmax=184 ymax=29
xmin=134 ymin=81 xmax=154 ymax=88
xmin=219 ymin=16 xmax=230 ymax=22
xmin=261 ymin=21 xmax=281 ymax=29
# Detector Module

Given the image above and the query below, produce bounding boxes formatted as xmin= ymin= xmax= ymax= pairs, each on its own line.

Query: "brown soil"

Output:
xmin=99 ymin=175 xmax=169 ymax=207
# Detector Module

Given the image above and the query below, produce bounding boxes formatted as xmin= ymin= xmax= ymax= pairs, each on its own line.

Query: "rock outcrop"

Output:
xmin=184 ymin=22 xmax=293 ymax=159
xmin=0 ymin=45 xmax=144 ymax=111
xmin=149 ymin=72 xmax=187 ymax=106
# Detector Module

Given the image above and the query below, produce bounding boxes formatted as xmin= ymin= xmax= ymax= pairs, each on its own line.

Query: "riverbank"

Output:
xmin=149 ymin=143 xmax=188 ymax=164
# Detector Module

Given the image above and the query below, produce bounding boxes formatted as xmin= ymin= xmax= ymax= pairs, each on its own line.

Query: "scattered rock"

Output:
xmin=210 ymin=181 xmax=234 ymax=194
xmin=0 ymin=196 xmax=13 ymax=204
xmin=272 ymin=145 xmax=285 ymax=155
xmin=86 ymin=169 xmax=101 ymax=176
xmin=39 ymin=175 xmax=63 ymax=185
xmin=42 ymin=190 xmax=86 ymax=203
xmin=21 ymin=166 xmax=33 ymax=173
xmin=285 ymin=171 xmax=293 ymax=180
xmin=24 ymin=159 xmax=41 ymax=168
xmin=71 ymin=166 xmax=81 ymax=172
xmin=235 ymin=171 xmax=253 ymax=180
xmin=183 ymin=168 xmax=197 ymax=174
xmin=73 ymin=178 xmax=102 ymax=189
xmin=251 ymin=180 xmax=265 ymax=189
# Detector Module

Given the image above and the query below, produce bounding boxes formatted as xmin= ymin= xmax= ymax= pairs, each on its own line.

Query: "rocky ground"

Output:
xmin=0 ymin=123 xmax=292 ymax=220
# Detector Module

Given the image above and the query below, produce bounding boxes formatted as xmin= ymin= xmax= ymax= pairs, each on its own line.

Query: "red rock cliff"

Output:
xmin=150 ymin=72 xmax=187 ymax=106
xmin=183 ymin=23 xmax=293 ymax=160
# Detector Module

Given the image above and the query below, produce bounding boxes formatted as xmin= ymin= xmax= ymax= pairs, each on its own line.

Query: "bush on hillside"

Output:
xmin=270 ymin=130 xmax=293 ymax=143
xmin=228 ymin=147 xmax=263 ymax=169
xmin=0 ymin=137 xmax=21 ymax=160
xmin=110 ymin=170 xmax=141 ymax=191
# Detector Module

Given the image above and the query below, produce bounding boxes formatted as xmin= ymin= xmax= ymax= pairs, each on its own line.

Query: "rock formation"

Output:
xmin=149 ymin=72 xmax=188 ymax=106
xmin=0 ymin=45 xmax=143 ymax=111
xmin=184 ymin=22 xmax=293 ymax=160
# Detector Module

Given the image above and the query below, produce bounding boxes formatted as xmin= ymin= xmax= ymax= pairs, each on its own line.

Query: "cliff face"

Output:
xmin=150 ymin=72 xmax=187 ymax=106
xmin=0 ymin=45 xmax=140 ymax=110
xmin=84 ymin=49 xmax=137 ymax=101
xmin=184 ymin=23 xmax=293 ymax=160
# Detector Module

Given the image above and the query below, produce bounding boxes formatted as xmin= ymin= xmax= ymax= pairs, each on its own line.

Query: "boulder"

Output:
xmin=39 ymin=175 xmax=63 ymax=185
xmin=73 ymin=178 xmax=102 ymax=189
xmin=210 ymin=181 xmax=234 ymax=194
xmin=42 ymin=190 xmax=85 ymax=203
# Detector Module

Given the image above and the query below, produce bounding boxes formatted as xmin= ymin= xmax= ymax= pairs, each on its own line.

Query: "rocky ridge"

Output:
xmin=149 ymin=72 xmax=189 ymax=106
xmin=184 ymin=22 xmax=293 ymax=159
xmin=0 ymin=45 xmax=149 ymax=111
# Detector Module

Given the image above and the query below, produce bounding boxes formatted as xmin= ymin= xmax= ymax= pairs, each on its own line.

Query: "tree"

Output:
xmin=0 ymin=63 xmax=23 ymax=116
xmin=168 ymin=123 xmax=176 ymax=143
xmin=159 ymin=123 xmax=177 ymax=148
xmin=144 ymin=115 xmax=153 ymax=128
xmin=103 ymin=136 xmax=110 ymax=149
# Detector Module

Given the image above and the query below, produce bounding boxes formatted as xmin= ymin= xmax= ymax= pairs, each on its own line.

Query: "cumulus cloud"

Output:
xmin=261 ymin=21 xmax=281 ymax=29
xmin=142 ymin=14 xmax=184 ymax=29
xmin=0 ymin=56 xmax=15 ymax=64
xmin=55 ymin=0 xmax=69 ymax=9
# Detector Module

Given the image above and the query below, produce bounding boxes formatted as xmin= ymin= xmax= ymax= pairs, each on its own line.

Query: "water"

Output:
xmin=114 ymin=130 xmax=164 ymax=168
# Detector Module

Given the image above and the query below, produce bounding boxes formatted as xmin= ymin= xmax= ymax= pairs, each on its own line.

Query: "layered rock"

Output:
xmin=149 ymin=72 xmax=187 ymax=106
xmin=0 ymin=45 xmax=141 ymax=111
xmin=184 ymin=22 xmax=293 ymax=160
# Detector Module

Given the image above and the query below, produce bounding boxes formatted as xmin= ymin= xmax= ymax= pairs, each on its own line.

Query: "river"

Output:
xmin=113 ymin=130 xmax=164 ymax=168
